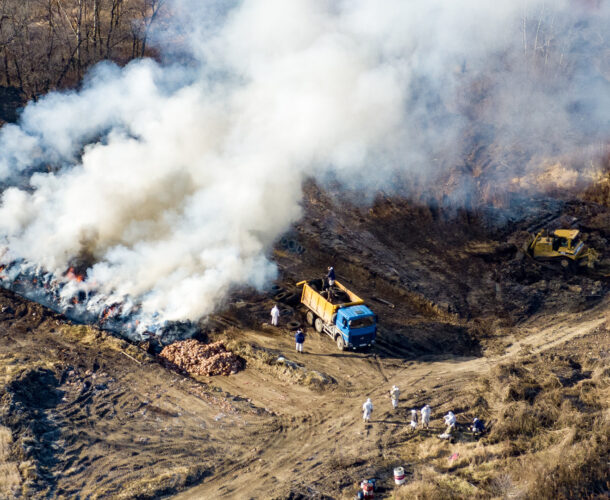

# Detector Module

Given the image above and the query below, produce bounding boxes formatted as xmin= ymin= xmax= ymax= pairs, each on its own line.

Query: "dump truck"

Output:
xmin=296 ymin=278 xmax=376 ymax=351
xmin=527 ymin=229 xmax=598 ymax=270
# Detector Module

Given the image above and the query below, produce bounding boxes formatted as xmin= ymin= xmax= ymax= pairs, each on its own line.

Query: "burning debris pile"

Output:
xmin=159 ymin=340 xmax=243 ymax=376
xmin=0 ymin=258 xmax=199 ymax=343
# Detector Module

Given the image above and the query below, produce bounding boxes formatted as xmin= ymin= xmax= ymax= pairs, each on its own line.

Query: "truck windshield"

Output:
xmin=349 ymin=316 xmax=375 ymax=329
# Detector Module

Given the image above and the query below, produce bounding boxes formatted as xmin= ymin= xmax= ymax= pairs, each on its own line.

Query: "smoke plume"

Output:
xmin=0 ymin=0 xmax=608 ymax=335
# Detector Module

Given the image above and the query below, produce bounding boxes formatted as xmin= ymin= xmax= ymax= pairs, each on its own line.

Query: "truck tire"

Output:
xmin=283 ymin=292 xmax=299 ymax=306
xmin=306 ymin=311 xmax=315 ymax=326
xmin=280 ymin=306 xmax=294 ymax=317
xmin=336 ymin=335 xmax=346 ymax=351
xmin=314 ymin=318 xmax=324 ymax=333
xmin=287 ymin=320 xmax=301 ymax=329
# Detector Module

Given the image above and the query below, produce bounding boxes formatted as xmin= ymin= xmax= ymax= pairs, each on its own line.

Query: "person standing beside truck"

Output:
xmin=295 ymin=328 xmax=305 ymax=353
xmin=270 ymin=304 xmax=280 ymax=326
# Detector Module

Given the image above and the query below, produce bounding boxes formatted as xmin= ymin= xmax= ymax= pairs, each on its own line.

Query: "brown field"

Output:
xmin=1 ymin=183 xmax=609 ymax=499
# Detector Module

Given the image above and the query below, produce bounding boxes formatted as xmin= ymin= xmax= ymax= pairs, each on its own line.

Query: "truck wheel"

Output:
xmin=306 ymin=311 xmax=315 ymax=326
xmin=336 ymin=335 xmax=346 ymax=351
xmin=314 ymin=318 xmax=324 ymax=333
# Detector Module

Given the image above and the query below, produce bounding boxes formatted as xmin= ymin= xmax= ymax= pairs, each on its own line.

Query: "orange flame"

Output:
xmin=66 ymin=267 xmax=85 ymax=282
xmin=101 ymin=304 xmax=121 ymax=323
xmin=102 ymin=307 xmax=114 ymax=321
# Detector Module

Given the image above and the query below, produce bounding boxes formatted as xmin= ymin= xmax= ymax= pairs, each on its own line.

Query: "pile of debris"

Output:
xmin=159 ymin=340 xmax=243 ymax=376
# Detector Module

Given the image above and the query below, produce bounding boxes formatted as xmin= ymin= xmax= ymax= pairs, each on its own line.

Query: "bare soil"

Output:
xmin=1 ymin=188 xmax=609 ymax=499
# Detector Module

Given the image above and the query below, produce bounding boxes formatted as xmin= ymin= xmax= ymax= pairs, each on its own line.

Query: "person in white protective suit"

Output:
xmin=270 ymin=304 xmax=280 ymax=326
xmin=390 ymin=385 xmax=400 ymax=410
xmin=410 ymin=409 xmax=418 ymax=431
xmin=443 ymin=411 xmax=457 ymax=434
xmin=362 ymin=398 xmax=373 ymax=423
xmin=420 ymin=404 xmax=431 ymax=429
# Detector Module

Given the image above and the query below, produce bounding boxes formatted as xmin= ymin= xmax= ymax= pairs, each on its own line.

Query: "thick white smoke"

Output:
xmin=0 ymin=0 xmax=608 ymax=333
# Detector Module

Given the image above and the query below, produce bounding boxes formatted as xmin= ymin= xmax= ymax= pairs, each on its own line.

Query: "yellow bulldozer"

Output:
xmin=527 ymin=229 xmax=599 ymax=271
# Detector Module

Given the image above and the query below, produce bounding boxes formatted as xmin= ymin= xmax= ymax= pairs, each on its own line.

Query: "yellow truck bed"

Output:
xmin=296 ymin=280 xmax=364 ymax=324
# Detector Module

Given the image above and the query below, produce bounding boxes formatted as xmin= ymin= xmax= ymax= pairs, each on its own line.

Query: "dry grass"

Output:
xmin=0 ymin=426 xmax=11 ymax=458
xmin=112 ymin=465 xmax=208 ymax=500
xmin=395 ymin=465 xmax=481 ymax=499
xmin=226 ymin=337 xmax=334 ymax=389
xmin=582 ymin=159 xmax=610 ymax=207
xmin=0 ymin=350 xmax=57 ymax=384
xmin=393 ymin=349 xmax=610 ymax=499
xmin=0 ymin=426 xmax=21 ymax=499
xmin=60 ymin=324 xmax=152 ymax=364
xmin=0 ymin=463 xmax=21 ymax=499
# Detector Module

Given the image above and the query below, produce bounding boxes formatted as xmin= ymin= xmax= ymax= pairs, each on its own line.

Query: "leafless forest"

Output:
xmin=0 ymin=0 xmax=164 ymax=99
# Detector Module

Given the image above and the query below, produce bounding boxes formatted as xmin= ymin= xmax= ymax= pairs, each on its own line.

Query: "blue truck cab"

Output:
xmin=336 ymin=305 xmax=377 ymax=349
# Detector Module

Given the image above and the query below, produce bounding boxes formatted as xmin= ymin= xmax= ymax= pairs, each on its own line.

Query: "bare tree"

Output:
xmin=139 ymin=0 xmax=163 ymax=57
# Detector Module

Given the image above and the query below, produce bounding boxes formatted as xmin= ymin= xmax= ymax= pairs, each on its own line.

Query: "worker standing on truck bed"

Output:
xmin=270 ymin=304 xmax=280 ymax=326
xmin=295 ymin=328 xmax=305 ymax=353
xmin=326 ymin=266 xmax=335 ymax=288
xmin=390 ymin=385 xmax=400 ymax=410
xmin=363 ymin=398 xmax=373 ymax=423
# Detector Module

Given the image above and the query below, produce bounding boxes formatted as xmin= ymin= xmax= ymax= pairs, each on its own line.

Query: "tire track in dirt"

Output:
xmin=371 ymin=354 xmax=389 ymax=383
xmin=201 ymin=409 xmax=331 ymax=498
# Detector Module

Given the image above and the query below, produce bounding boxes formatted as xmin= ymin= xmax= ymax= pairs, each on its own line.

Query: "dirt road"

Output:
xmin=175 ymin=298 xmax=608 ymax=499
